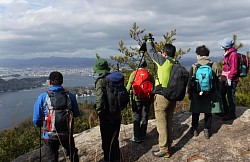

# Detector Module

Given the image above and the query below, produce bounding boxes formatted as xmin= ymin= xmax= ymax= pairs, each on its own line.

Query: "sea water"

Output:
xmin=0 ymin=75 xmax=96 ymax=131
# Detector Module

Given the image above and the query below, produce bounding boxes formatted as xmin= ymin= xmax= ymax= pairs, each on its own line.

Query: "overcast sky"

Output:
xmin=0 ymin=0 xmax=250 ymax=60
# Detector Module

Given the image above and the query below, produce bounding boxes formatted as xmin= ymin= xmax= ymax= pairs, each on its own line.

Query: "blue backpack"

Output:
xmin=195 ymin=62 xmax=214 ymax=94
xmin=105 ymin=72 xmax=129 ymax=113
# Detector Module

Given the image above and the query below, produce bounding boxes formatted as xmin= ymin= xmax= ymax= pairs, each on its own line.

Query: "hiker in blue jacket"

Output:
xmin=33 ymin=71 xmax=80 ymax=162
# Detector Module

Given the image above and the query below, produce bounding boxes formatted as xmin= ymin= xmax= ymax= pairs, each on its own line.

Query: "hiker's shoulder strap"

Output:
xmin=192 ymin=63 xmax=200 ymax=76
xmin=95 ymin=74 xmax=109 ymax=87
xmin=194 ymin=63 xmax=201 ymax=68
xmin=46 ymin=90 xmax=52 ymax=97
xmin=46 ymin=89 xmax=67 ymax=95
xmin=206 ymin=61 xmax=214 ymax=67
xmin=194 ymin=62 xmax=213 ymax=68
xmin=166 ymin=56 xmax=177 ymax=64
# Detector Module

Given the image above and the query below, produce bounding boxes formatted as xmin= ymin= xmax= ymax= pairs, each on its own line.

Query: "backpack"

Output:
xmin=132 ymin=69 xmax=153 ymax=100
xmin=43 ymin=90 xmax=72 ymax=140
xmin=194 ymin=62 xmax=214 ymax=94
xmin=155 ymin=58 xmax=189 ymax=101
xmin=105 ymin=72 xmax=129 ymax=113
xmin=237 ymin=53 xmax=249 ymax=77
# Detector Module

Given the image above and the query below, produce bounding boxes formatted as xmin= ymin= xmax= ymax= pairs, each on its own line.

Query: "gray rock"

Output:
xmin=13 ymin=106 xmax=250 ymax=162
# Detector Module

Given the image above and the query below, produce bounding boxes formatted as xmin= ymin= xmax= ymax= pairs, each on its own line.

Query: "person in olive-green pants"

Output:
xmin=145 ymin=39 xmax=177 ymax=158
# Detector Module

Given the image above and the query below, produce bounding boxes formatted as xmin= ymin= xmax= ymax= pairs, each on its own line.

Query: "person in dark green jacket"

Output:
xmin=93 ymin=58 xmax=121 ymax=162
xmin=126 ymin=60 xmax=154 ymax=143
xmin=187 ymin=45 xmax=222 ymax=139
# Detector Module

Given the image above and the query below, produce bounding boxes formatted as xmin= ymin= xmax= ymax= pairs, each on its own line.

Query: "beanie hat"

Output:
xmin=93 ymin=58 xmax=110 ymax=74
xmin=218 ymin=37 xmax=234 ymax=49
xmin=49 ymin=71 xmax=63 ymax=82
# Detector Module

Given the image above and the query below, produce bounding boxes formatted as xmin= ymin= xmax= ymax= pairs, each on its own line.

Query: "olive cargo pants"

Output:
xmin=154 ymin=94 xmax=176 ymax=152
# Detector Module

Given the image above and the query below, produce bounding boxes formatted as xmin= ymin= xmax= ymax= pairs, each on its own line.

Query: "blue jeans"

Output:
xmin=220 ymin=80 xmax=238 ymax=115
xmin=133 ymin=101 xmax=151 ymax=140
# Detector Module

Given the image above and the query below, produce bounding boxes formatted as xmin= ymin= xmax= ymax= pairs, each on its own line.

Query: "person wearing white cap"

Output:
xmin=218 ymin=37 xmax=239 ymax=120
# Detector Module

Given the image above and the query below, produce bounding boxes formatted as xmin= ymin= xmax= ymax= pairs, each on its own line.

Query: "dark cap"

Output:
xmin=48 ymin=71 xmax=63 ymax=81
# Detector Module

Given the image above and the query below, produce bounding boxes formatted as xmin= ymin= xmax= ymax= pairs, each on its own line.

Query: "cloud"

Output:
xmin=0 ymin=0 xmax=250 ymax=59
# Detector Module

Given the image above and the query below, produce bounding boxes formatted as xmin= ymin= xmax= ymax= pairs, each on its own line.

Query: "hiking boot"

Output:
xmin=204 ymin=129 xmax=210 ymax=139
xmin=223 ymin=114 xmax=236 ymax=121
xmin=153 ymin=150 xmax=171 ymax=158
xmin=190 ymin=127 xmax=198 ymax=137
xmin=130 ymin=136 xmax=141 ymax=143
xmin=141 ymin=136 xmax=145 ymax=142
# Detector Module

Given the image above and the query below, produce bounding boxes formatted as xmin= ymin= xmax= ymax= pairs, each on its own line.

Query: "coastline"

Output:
xmin=0 ymin=75 xmax=96 ymax=131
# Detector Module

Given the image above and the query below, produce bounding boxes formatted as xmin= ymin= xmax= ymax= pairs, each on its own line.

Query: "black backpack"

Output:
xmin=44 ymin=90 xmax=72 ymax=140
xmin=105 ymin=72 xmax=129 ymax=113
xmin=155 ymin=58 xmax=189 ymax=101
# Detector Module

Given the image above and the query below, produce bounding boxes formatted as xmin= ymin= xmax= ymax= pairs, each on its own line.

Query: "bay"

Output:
xmin=0 ymin=75 xmax=96 ymax=131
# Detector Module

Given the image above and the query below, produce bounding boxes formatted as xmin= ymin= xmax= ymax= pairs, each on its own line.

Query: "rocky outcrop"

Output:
xmin=13 ymin=106 xmax=250 ymax=162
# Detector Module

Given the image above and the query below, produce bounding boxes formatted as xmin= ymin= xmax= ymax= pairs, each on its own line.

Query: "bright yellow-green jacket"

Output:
xmin=146 ymin=41 xmax=174 ymax=88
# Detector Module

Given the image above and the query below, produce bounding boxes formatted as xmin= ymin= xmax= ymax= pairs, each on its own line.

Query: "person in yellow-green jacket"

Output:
xmin=140 ymin=36 xmax=177 ymax=158
xmin=126 ymin=60 xmax=154 ymax=143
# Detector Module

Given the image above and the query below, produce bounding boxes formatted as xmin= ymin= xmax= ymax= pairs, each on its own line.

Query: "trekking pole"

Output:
xmin=68 ymin=111 xmax=73 ymax=162
xmin=56 ymin=130 xmax=69 ymax=161
xmin=117 ymin=63 xmax=120 ymax=72
xmin=130 ymin=50 xmax=146 ymax=89
xmin=40 ymin=126 xmax=41 ymax=162
xmin=129 ymin=51 xmax=145 ymax=110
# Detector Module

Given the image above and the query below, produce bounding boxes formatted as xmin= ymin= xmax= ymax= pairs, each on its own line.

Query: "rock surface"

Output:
xmin=13 ymin=107 xmax=250 ymax=162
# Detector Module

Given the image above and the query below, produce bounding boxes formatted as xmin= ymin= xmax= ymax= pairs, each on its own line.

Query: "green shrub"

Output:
xmin=236 ymin=93 xmax=250 ymax=107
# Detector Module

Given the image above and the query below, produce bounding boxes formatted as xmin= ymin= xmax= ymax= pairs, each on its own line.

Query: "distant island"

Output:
xmin=0 ymin=77 xmax=47 ymax=92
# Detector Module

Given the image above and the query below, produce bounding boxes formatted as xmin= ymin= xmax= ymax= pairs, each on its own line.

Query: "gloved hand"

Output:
xmin=98 ymin=112 xmax=103 ymax=118
xmin=147 ymin=33 xmax=154 ymax=41
xmin=227 ymin=79 xmax=232 ymax=86
xmin=139 ymin=42 xmax=147 ymax=52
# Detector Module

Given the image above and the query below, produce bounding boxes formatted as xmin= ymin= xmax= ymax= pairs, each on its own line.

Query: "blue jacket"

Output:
xmin=33 ymin=85 xmax=80 ymax=139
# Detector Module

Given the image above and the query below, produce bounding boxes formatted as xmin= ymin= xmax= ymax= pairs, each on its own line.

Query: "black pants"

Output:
xmin=133 ymin=101 xmax=151 ymax=140
xmin=192 ymin=113 xmax=212 ymax=129
xmin=220 ymin=80 xmax=238 ymax=115
xmin=44 ymin=136 xmax=79 ymax=162
xmin=100 ymin=117 xmax=121 ymax=161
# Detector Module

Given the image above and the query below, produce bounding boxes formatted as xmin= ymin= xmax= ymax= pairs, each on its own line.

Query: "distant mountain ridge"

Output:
xmin=0 ymin=57 xmax=98 ymax=68
xmin=0 ymin=56 xmax=223 ymax=69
